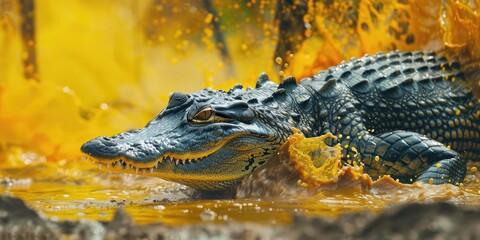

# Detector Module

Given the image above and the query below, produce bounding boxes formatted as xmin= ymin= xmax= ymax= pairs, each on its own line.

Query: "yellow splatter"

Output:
xmin=204 ymin=13 xmax=213 ymax=24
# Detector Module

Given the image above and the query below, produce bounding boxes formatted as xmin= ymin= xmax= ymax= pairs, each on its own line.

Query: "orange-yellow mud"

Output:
xmin=1 ymin=0 xmax=480 ymax=226
xmin=237 ymin=131 xmax=480 ymax=214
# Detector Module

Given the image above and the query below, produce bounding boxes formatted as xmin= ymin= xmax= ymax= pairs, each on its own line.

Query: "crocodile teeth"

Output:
xmin=135 ymin=167 xmax=139 ymax=174
xmin=142 ymin=169 xmax=146 ymax=174
xmin=175 ymin=160 xmax=180 ymax=166
xmin=155 ymin=162 xmax=159 ymax=169
xmin=98 ymin=163 xmax=102 ymax=169
xmin=150 ymin=168 xmax=154 ymax=174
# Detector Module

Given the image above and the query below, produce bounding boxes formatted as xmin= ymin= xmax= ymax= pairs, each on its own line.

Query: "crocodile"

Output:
xmin=81 ymin=51 xmax=480 ymax=192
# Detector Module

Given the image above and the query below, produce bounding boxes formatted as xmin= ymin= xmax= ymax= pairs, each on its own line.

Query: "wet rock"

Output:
xmin=1 ymin=194 xmax=480 ymax=239
xmin=287 ymin=202 xmax=480 ymax=240
xmin=104 ymin=208 xmax=157 ymax=239
xmin=0 ymin=195 xmax=59 ymax=239
xmin=359 ymin=202 xmax=480 ymax=240
xmin=69 ymin=220 xmax=105 ymax=240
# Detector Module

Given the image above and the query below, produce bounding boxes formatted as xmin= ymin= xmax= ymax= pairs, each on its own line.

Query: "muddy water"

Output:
xmin=1 ymin=134 xmax=479 ymax=226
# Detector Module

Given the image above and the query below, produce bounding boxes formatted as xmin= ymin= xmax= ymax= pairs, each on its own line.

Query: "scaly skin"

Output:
xmin=81 ymin=51 xmax=480 ymax=191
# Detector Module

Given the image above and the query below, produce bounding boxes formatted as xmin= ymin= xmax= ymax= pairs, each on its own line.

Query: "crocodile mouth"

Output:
xmin=81 ymin=132 xmax=273 ymax=177
xmin=82 ymin=153 xmax=213 ymax=175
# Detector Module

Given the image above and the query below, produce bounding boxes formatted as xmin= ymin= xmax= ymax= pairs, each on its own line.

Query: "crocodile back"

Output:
xmin=302 ymin=51 xmax=480 ymax=161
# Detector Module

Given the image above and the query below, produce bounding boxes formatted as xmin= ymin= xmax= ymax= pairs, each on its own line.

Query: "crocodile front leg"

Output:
xmin=355 ymin=131 xmax=467 ymax=184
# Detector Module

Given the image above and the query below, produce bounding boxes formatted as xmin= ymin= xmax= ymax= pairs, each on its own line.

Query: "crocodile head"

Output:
xmin=81 ymin=78 xmax=293 ymax=191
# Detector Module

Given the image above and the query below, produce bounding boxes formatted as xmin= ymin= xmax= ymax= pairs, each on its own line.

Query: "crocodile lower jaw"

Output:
xmin=82 ymin=153 xmax=210 ymax=174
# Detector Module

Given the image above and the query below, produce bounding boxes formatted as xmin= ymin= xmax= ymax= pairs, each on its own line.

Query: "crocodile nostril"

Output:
xmin=100 ymin=137 xmax=117 ymax=147
xmin=80 ymin=138 xmax=121 ymax=158
xmin=81 ymin=140 xmax=102 ymax=154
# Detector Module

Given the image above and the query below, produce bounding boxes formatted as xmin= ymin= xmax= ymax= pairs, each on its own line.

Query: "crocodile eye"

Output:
xmin=192 ymin=107 xmax=214 ymax=122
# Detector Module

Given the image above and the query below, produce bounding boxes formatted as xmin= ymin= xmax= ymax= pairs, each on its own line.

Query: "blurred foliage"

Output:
xmin=0 ymin=0 xmax=479 ymax=161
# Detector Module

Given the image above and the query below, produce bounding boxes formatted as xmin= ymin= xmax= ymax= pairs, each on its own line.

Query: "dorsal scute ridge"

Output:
xmin=256 ymin=72 xmax=273 ymax=88
xmin=279 ymin=76 xmax=297 ymax=90
xmin=319 ymin=78 xmax=337 ymax=94
xmin=227 ymin=84 xmax=244 ymax=94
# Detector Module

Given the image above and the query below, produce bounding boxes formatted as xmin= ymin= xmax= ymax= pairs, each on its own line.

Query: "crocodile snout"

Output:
xmin=81 ymin=137 xmax=124 ymax=159
xmin=81 ymin=132 xmax=172 ymax=162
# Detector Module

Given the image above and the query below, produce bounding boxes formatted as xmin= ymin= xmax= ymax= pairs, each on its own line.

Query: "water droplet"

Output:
xmin=200 ymin=209 xmax=217 ymax=221
xmin=62 ymin=86 xmax=70 ymax=93
xmin=241 ymin=43 xmax=248 ymax=51
xmin=154 ymin=205 xmax=165 ymax=210
xmin=100 ymin=103 xmax=109 ymax=110
xmin=204 ymin=13 xmax=213 ymax=24
xmin=275 ymin=57 xmax=282 ymax=65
